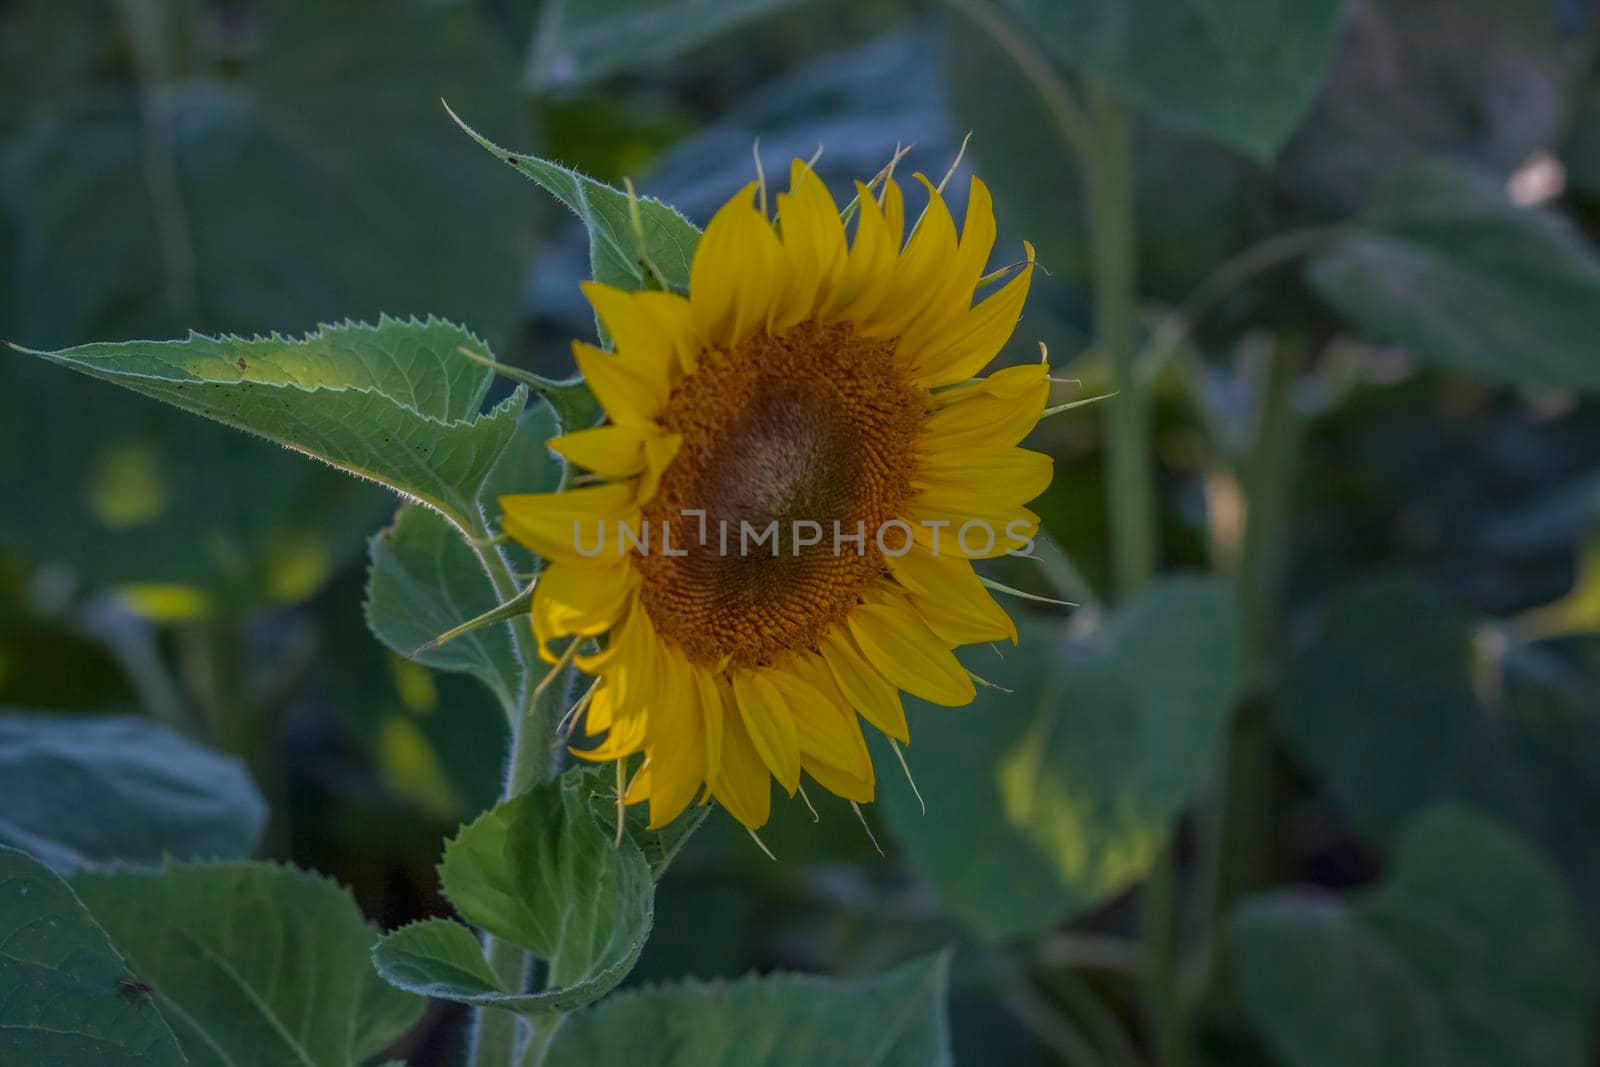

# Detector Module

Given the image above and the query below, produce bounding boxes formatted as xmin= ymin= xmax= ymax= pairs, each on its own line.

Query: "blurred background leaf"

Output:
xmin=1235 ymin=806 xmax=1594 ymax=1067
xmin=0 ymin=711 xmax=265 ymax=872
xmin=876 ymin=578 xmax=1238 ymax=941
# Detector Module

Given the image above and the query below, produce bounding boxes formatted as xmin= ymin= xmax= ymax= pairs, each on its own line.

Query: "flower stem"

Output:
xmin=462 ymin=507 xmax=566 ymax=1066
xmin=1194 ymin=334 xmax=1305 ymax=1007
xmin=1083 ymin=85 xmax=1158 ymax=598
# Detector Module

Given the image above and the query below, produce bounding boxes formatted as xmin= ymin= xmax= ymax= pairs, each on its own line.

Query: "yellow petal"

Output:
xmin=580 ymin=282 xmax=674 ymax=397
xmin=887 ymin=545 xmax=1017 ymax=645
xmin=921 ymin=378 xmax=1049 ymax=450
xmin=632 ymin=289 xmax=703 ymax=375
xmin=574 ymin=696 xmax=648 ymax=761
xmin=693 ymin=664 xmax=724 ymax=780
xmin=906 ymin=497 xmax=1040 ymax=559
xmin=803 ymin=758 xmax=874 ymax=804
xmin=930 ymin=361 xmax=1049 ymax=408
xmin=819 ymin=181 xmax=897 ymax=322
xmin=914 ymin=242 xmax=1035 ymax=388
xmin=773 ymin=161 xmax=847 ymax=329
xmin=914 ymin=447 xmax=1054 ymax=504
xmin=730 ymin=669 xmax=802 ymax=794
xmin=547 ymin=424 xmax=647 ymax=478
xmin=711 ymin=698 xmax=773 ymax=829
xmin=770 ymin=658 xmax=872 ymax=783
xmin=848 ymin=594 xmax=976 ymax=707
xmin=500 ymin=482 xmax=639 ymax=567
xmin=636 ymin=432 xmax=683 ymax=505
xmin=573 ymin=340 xmax=666 ymax=427
xmin=899 ymin=175 xmax=998 ymax=357
xmin=818 ymin=628 xmax=909 ymax=743
xmin=864 ymin=174 xmax=959 ymax=341
xmin=530 ymin=560 xmax=636 ymax=660
xmin=689 ymin=181 xmax=786 ymax=349
xmin=641 ymin=645 xmax=706 ymax=828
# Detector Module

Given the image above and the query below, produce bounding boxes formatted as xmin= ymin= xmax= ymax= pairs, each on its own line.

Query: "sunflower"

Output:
xmin=500 ymin=159 xmax=1051 ymax=831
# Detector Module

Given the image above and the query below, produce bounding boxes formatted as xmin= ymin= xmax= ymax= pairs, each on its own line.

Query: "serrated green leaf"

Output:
xmin=10 ymin=318 xmax=528 ymax=532
xmin=994 ymin=0 xmax=1345 ymax=160
xmin=365 ymin=506 xmax=521 ymax=715
xmin=1309 ymin=165 xmax=1600 ymax=392
xmin=71 ymin=861 xmax=424 ymax=1067
xmin=0 ymin=711 xmax=265 ymax=872
xmin=1235 ymin=807 xmax=1594 ymax=1067
xmin=876 ymin=576 xmax=1239 ymax=940
xmin=542 ymin=953 xmax=954 ymax=1066
xmin=572 ymin=764 xmax=710 ymax=880
xmin=449 ymin=106 xmax=700 ymax=294
xmin=0 ymin=845 xmax=186 ymax=1066
xmin=526 ymin=0 xmax=804 ymax=91
xmin=375 ymin=773 xmax=653 ymax=1015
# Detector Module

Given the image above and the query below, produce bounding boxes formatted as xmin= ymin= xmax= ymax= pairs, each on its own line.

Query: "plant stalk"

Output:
xmin=1083 ymin=86 xmax=1158 ymax=599
xmin=463 ymin=509 xmax=564 ymax=1066
xmin=1195 ymin=335 xmax=1305 ymax=1008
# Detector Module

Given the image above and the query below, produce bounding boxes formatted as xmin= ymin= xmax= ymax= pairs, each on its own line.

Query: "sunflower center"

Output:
xmin=637 ymin=320 xmax=922 ymax=669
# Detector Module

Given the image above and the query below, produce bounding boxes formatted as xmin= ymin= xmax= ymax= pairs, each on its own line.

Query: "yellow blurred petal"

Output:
xmin=730 ymin=669 xmax=802 ymax=794
xmin=931 ymin=361 xmax=1049 ymax=408
xmin=500 ymin=482 xmax=639 ymax=566
xmin=770 ymin=658 xmax=872 ymax=783
xmin=887 ymin=545 xmax=1017 ymax=645
xmin=818 ymin=627 xmax=909 ymax=743
xmin=573 ymin=341 xmax=666 ymax=427
xmin=848 ymin=595 xmax=976 ymax=707
xmin=689 ymin=181 xmax=786 ymax=348
xmin=802 ymin=758 xmax=874 ymax=804
xmin=711 ymin=701 xmax=773 ymax=829
xmin=921 ymin=379 xmax=1049 ymax=450
xmin=693 ymin=664 xmax=724 ymax=780
xmin=907 ymin=498 xmax=1040 ymax=559
xmin=914 ymin=447 xmax=1055 ymax=504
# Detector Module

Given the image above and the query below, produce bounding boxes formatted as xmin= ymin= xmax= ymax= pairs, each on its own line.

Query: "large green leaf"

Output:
xmin=0 ymin=711 xmax=265 ymax=872
xmin=373 ymin=773 xmax=653 ymax=1015
xmin=365 ymin=505 xmax=521 ymax=715
xmin=450 ymin=109 xmax=701 ymax=294
xmin=877 ymin=576 xmax=1240 ymax=940
xmin=1309 ymin=165 xmax=1600 ymax=392
xmin=525 ymin=0 xmax=805 ymax=90
xmin=11 ymin=318 xmax=527 ymax=533
xmin=71 ymin=861 xmax=423 ymax=1067
xmin=543 ymin=953 xmax=954 ymax=1066
xmin=995 ymin=0 xmax=1345 ymax=160
xmin=1283 ymin=574 xmax=1600 ymax=963
xmin=0 ymin=845 xmax=185 ymax=1065
xmin=1235 ymin=807 xmax=1593 ymax=1067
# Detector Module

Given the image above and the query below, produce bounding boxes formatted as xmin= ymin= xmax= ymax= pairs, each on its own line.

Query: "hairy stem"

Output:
xmin=463 ymin=505 xmax=565 ymax=1066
